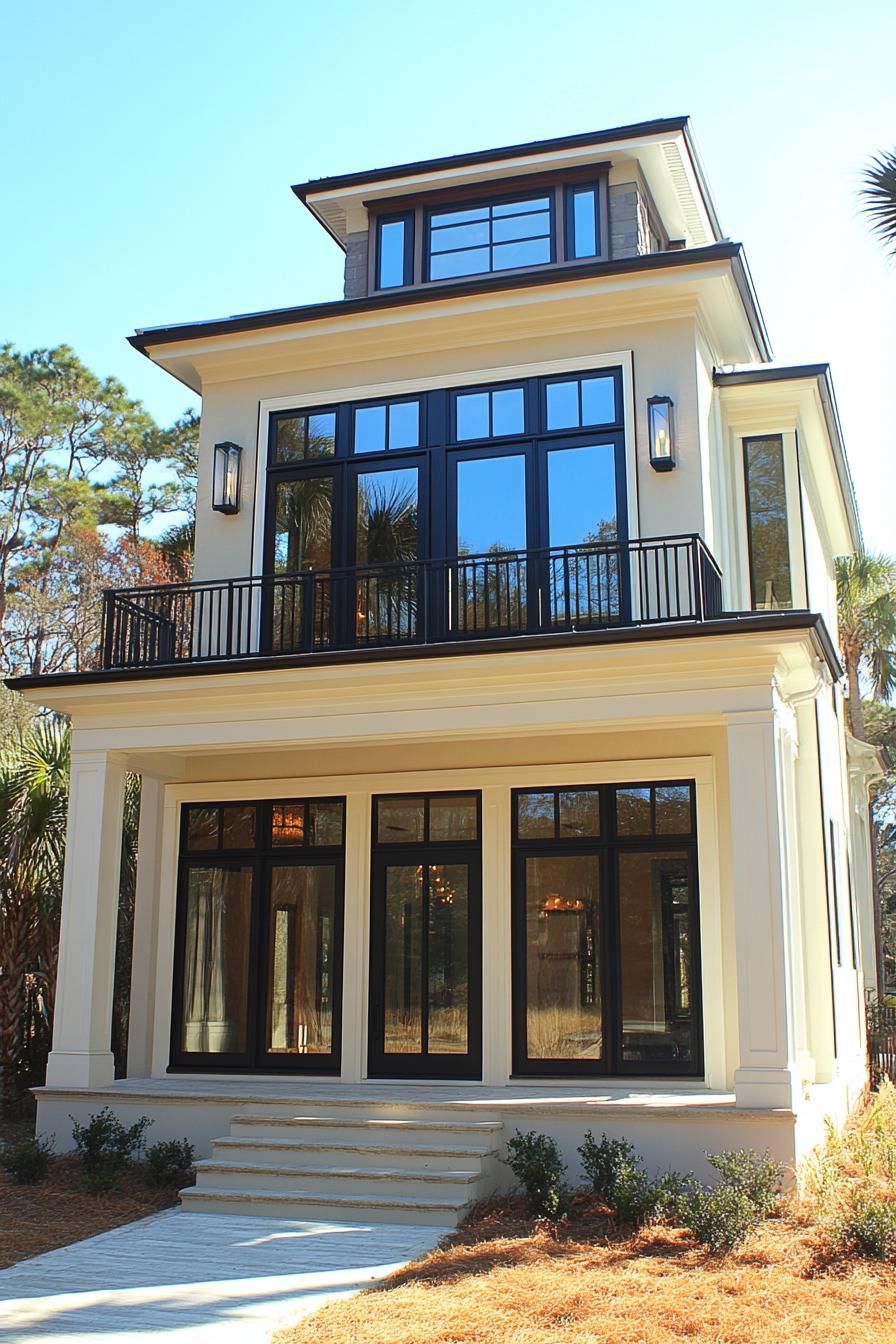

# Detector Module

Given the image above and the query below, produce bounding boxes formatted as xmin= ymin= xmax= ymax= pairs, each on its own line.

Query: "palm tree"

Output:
xmin=835 ymin=553 xmax=896 ymax=739
xmin=0 ymin=716 xmax=69 ymax=1098
xmin=861 ymin=149 xmax=896 ymax=256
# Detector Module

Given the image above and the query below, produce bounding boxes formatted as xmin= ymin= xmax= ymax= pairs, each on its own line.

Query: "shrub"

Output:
xmin=836 ymin=1194 xmax=896 ymax=1260
xmin=71 ymin=1108 xmax=152 ymax=1191
xmin=578 ymin=1132 xmax=636 ymax=1200
xmin=145 ymin=1138 xmax=195 ymax=1188
xmin=706 ymin=1149 xmax=783 ymax=1218
xmin=0 ymin=1135 xmax=55 ymax=1184
xmin=676 ymin=1178 xmax=760 ymax=1253
xmin=504 ymin=1130 xmax=570 ymax=1220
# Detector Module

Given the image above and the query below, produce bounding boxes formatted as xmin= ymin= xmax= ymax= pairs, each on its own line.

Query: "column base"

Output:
xmin=45 ymin=1050 xmax=116 ymax=1089
xmin=734 ymin=1065 xmax=803 ymax=1110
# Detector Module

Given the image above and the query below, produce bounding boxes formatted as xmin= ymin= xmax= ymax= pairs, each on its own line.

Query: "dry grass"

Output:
xmin=0 ymin=1155 xmax=178 ymax=1269
xmin=276 ymin=1089 xmax=896 ymax=1344
xmin=275 ymin=1206 xmax=896 ymax=1344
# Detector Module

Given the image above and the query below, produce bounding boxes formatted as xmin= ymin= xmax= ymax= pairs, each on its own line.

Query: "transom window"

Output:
xmin=427 ymin=195 xmax=553 ymax=281
xmin=454 ymin=385 xmax=526 ymax=441
xmin=354 ymin=399 xmax=420 ymax=453
xmin=272 ymin=410 xmax=336 ymax=463
xmin=545 ymin=375 xmax=617 ymax=430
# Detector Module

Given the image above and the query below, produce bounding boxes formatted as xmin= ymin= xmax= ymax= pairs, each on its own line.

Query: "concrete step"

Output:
xmin=179 ymin=1184 xmax=471 ymax=1227
xmin=193 ymin=1159 xmax=481 ymax=1198
xmin=228 ymin=1114 xmax=502 ymax=1145
xmin=211 ymin=1134 xmax=499 ymax=1172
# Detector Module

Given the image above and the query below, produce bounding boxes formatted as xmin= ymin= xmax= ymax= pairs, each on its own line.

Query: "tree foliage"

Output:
xmin=0 ymin=343 xmax=198 ymax=1097
xmin=835 ymin=553 xmax=896 ymax=740
xmin=0 ymin=342 xmax=197 ymax=677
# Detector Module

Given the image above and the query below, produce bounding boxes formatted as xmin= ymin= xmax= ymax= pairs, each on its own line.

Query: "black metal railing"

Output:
xmin=101 ymin=535 xmax=725 ymax=671
xmin=868 ymin=1000 xmax=896 ymax=1087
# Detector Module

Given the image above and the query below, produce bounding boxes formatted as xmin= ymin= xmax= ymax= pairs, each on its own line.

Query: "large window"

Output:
xmin=172 ymin=798 xmax=345 ymax=1071
xmin=264 ymin=365 xmax=626 ymax=649
xmin=512 ymin=782 xmax=700 ymax=1077
xmin=743 ymin=434 xmax=792 ymax=610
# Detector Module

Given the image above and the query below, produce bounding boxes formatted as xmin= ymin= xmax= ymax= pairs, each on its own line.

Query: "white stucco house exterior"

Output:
xmin=11 ymin=117 xmax=882 ymax=1225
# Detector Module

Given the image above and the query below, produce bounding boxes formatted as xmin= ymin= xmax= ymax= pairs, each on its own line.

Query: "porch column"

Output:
xmin=126 ymin=774 xmax=165 ymax=1078
xmin=725 ymin=707 xmax=802 ymax=1109
xmin=45 ymin=748 xmax=126 ymax=1089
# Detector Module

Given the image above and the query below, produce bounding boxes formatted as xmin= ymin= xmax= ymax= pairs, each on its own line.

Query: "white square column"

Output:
xmin=725 ymin=707 xmax=804 ymax=1110
xmin=126 ymin=774 xmax=165 ymax=1079
xmin=45 ymin=749 xmax=126 ymax=1089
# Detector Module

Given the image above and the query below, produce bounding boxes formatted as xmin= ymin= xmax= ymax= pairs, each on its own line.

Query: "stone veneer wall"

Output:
xmin=343 ymin=231 xmax=369 ymax=299
xmin=609 ymin=173 xmax=665 ymax=260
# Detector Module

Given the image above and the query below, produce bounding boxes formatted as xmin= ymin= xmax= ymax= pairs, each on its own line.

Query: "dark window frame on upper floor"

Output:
xmin=366 ymin=165 xmax=611 ymax=293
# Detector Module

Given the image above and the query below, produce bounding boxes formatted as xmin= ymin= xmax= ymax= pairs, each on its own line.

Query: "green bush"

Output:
xmin=504 ymin=1130 xmax=570 ymax=1220
xmin=706 ymin=1149 xmax=783 ymax=1218
xmin=71 ymin=1108 xmax=152 ymax=1191
xmin=578 ymin=1132 xmax=636 ymax=1199
xmin=0 ymin=1135 xmax=54 ymax=1184
xmin=676 ymin=1178 xmax=760 ymax=1253
xmin=145 ymin=1138 xmax=195 ymax=1188
xmin=836 ymin=1195 xmax=896 ymax=1260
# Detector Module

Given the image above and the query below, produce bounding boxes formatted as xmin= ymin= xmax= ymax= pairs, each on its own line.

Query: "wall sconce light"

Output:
xmin=212 ymin=441 xmax=242 ymax=514
xmin=647 ymin=396 xmax=676 ymax=472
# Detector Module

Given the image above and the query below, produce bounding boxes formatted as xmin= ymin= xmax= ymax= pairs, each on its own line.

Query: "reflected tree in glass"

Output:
xmin=356 ymin=471 xmax=419 ymax=642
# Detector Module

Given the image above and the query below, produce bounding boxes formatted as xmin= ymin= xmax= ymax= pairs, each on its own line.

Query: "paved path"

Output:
xmin=0 ymin=1210 xmax=440 ymax=1343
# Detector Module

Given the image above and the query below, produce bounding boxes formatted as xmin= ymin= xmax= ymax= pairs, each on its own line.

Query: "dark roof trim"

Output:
xmin=714 ymin=363 xmax=861 ymax=548
xmin=291 ymin=117 xmax=691 ymax=199
xmin=129 ymin=241 xmax=756 ymax=353
xmin=7 ymin=611 xmax=842 ymax=693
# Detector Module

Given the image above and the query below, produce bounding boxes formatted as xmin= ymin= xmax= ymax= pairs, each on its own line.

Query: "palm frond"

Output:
xmin=861 ymin=149 xmax=896 ymax=256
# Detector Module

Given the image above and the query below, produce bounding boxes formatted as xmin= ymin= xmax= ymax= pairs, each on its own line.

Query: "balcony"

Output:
xmin=99 ymin=536 xmax=728 ymax=673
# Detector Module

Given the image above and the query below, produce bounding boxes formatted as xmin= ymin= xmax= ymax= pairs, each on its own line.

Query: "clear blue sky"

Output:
xmin=3 ymin=0 xmax=894 ymax=550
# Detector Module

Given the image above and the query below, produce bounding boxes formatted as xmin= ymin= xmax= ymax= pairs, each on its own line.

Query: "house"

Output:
xmin=10 ymin=116 xmax=882 ymax=1226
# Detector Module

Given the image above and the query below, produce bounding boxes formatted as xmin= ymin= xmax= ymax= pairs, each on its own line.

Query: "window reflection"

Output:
xmin=524 ymin=855 xmax=602 ymax=1061
xmin=744 ymin=435 xmax=792 ymax=609
xmin=428 ymin=195 xmax=551 ymax=281
xmin=619 ymin=852 xmax=694 ymax=1065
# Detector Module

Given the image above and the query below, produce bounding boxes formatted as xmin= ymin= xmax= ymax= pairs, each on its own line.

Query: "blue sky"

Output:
xmin=3 ymin=0 xmax=895 ymax=550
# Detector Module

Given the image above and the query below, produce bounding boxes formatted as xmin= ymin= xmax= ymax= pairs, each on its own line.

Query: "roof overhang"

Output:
xmin=714 ymin=364 xmax=861 ymax=555
xmin=291 ymin=117 xmax=723 ymax=252
xmin=129 ymin=244 xmax=770 ymax=394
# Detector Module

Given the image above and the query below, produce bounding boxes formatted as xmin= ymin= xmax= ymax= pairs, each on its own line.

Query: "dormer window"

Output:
xmin=426 ymin=193 xmax=553 ymax=281
xmin=367 ymin=169 xmax=610 ymax=293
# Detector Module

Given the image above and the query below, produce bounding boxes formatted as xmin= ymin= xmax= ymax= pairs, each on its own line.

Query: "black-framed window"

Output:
xmin=565 ymin=182 xmax=602 ymax=260
xmin=263 ymin=365 xmax=627 ymax=646
xmin=453 ymin=384 xmax=526 ymax=442
xmin=353 ymin=398 xmax=421 ymax=453
xmin=743 ymin=434 xmax=792 ymax=611
xmin=544 ymin=373 xmax=617 ymax=431
xmin=426 ymin=193 xmax=553 ymax=281
xmin=172 ymin=797 xmax=346 ymax=1073
xmin=272 ymin=410 xmax=337 ymax=464
xmin=369 ymin=791 xmax=482 ymax=1078
xmin=375 ymin=212 xmax=414 ymax=290
xmin=511 ymin=781 xmax=701 ymax=1078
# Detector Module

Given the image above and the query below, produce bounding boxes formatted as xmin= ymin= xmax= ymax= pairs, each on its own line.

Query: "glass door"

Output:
xmin=267 ymin=472 xmax=335 ymax=651
xmin=541 ymin=437 xmax=628 ymax=628
xmin=450 ymin=449 xmax=532 ymax=636
xmin=368 ymin=793 xmax=482 ymax=1079
xmin=352 ymin=462 xmax=422 ymax=645
xmin=260 ymin=857 xmax=342 ymax=1068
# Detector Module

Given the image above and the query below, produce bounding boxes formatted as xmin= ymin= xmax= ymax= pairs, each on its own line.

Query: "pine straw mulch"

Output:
xmin=274 ymin=1194 xmax=896 ymax=1344
xmin=0 ymin=1156 xmax=178 ymax=1269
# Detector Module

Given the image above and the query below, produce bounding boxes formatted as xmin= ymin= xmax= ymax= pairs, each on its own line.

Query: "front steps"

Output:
xmin=181 ymin=1102 xmax=505 ymax=1226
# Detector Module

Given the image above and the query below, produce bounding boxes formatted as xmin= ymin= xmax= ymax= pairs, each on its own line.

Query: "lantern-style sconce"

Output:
xmin=212 ymin=441 xmax=242 ymax=513
xmin=647 ymin=396 xmax=676 ymax=472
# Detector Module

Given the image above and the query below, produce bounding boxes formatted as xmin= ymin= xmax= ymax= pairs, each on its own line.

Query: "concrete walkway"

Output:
xmin=0 ymin=1210 xmax=440 ymax=1343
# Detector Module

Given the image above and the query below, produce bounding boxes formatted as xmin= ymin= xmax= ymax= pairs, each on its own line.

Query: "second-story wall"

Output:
xmin=191 ymin=303 xmax=710 ymax=584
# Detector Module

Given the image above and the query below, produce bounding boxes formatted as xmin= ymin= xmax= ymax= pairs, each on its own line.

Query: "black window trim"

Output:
xmin=564 ymin=180 xmax=605 ymax=262
xmin=424 ymin=187 xmax=556 ymax=283
xmin=374 ymin=210 xmax=415 ymax=291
